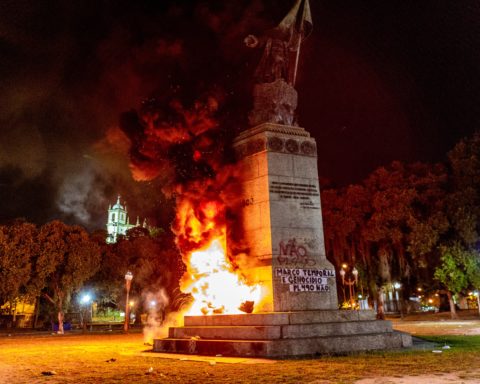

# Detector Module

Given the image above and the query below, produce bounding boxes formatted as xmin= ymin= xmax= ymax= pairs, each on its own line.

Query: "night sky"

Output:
xmin=1 ymin=0 xmax=479 ymax=230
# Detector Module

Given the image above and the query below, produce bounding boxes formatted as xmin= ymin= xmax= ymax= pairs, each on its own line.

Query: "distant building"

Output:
xmin=106 ymin=196 xmax=146 ymax=243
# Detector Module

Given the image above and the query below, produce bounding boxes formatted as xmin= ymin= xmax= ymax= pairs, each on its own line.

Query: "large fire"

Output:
xmin=175 ymin=195 xmax=263 ymax=315
xmin=182 ymin=237 xmax=262 ymax=315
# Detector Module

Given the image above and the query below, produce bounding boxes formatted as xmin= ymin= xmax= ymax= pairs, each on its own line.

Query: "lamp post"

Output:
xmin=339 ymin=264 xmax=358 ymax=310
xmin=80 ymin=294 xmax=92 ymax=332
xmin=393 ymin=282 xmax=402 ymax=317
xmin=124 ymin=271 xmax=133 ymax=333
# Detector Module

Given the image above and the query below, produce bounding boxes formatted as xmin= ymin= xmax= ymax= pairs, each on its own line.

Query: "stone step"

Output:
xmin=184 ymin=310 xmax=376 ymax=327
xmin=154 ymin=338 xmax=269 ymax=357
xmin=170 ymin=325 xmax=280 ymax=340
xmin=153 ymin=331 xmax=412 ymax=357
xmin=169 ymin=320 xmax=393 ymax=340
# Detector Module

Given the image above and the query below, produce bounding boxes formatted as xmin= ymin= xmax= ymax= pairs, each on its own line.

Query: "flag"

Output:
xmin=278 ymin=0 xmax=313 ymax=40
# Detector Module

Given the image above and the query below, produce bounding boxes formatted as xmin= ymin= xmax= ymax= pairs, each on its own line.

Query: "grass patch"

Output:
xmin=419 ymin=335 xmax=480 ymax=350
xmin=1 ymin=334 xmax=480 ymax=383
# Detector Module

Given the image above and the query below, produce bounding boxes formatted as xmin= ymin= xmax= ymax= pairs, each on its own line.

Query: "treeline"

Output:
xmin=321 ymin=132 xmax=480 ymax=318
xmin=3 ymin=133 xmax=480 ymax=326
xmin=0 ymin=221 xmax=185 ymax=331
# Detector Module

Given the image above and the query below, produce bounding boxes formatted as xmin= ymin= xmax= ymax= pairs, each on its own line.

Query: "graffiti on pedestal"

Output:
xmin=277 ymin=238 xmax=316 ymax=267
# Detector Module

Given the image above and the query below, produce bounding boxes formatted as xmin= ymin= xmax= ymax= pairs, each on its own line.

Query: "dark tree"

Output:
xmin=34 ymin=221 xmax=101 ymax=334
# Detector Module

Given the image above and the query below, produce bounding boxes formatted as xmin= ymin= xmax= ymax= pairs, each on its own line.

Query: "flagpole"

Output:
xmin=292 ymin=0 xmax=305 ymax=87
xmin=292 ymin=32 xmax=302 ymax=87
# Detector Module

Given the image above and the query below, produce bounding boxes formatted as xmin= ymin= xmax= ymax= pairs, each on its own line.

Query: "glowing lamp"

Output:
xmin=352 ymin=267 xmax=358 ymax=283
xmin=339 ymin=268 xmax=346 ymax=284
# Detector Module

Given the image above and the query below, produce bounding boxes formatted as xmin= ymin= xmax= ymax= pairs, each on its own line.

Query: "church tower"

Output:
xmin=106 ymin=195 xmax=136 ymax=243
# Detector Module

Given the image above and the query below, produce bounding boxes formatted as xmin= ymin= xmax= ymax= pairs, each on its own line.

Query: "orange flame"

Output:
xmin=181 ymin=237 xmax=262 ymax=315
xmin=175 ymin=193 xmax=263 ymax=315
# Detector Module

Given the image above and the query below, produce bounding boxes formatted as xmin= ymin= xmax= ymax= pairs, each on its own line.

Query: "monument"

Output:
xmin=153 ymin=0 xmax=411 ymax=357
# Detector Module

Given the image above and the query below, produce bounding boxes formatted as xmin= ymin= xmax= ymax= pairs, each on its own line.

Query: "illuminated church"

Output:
xmin=106 ymin=196 xmax=146 ymax=243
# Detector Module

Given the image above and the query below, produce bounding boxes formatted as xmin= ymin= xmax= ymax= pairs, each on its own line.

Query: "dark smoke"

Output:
xmin=1 ymin=0 xmax=480 ymax=227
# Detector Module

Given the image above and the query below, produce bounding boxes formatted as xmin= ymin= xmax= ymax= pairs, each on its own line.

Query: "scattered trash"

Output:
xmin=209 ymin=361 xmax=216 ymax=366
xmin=442 ymin=345 xmax=451 ymax=349
xmin=7 ymin=334 xmax=11 ymax=337
xmin=41 ymin=371 xmax=57 ymax=376
xmin=190 ymin=336 xmax=201 ymax=340
xmin=215 ymin=354 xmax=222 ymax=357
xmin=145 ymin=367 xmax=154 ymax=375
xmin=105 ymin=358 xmax=117 ymax=363
xmin=432 ymin=350 xmax=443 ymax=354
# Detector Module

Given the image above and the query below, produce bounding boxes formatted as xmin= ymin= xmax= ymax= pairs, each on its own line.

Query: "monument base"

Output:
xmin=153 ymin=310 xmax=412 ymax=357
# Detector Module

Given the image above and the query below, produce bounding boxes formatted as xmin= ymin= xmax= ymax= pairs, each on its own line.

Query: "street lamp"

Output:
xmin=80 ymin=294 xmax=93 ymax=332
xmin=124 ymin=271 xmax=133 ymax=333
xmin=339 ymin=264 xmax=358 ymax=310
xmin=393 ymin=282 xmax=402 ymax=318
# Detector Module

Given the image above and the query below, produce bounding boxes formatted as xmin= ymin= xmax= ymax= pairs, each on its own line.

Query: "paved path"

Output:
xmin=391 ymin=318 xmax=480 ymax=336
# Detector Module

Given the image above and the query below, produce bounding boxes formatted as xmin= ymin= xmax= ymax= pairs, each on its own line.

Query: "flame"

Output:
xmin=174 ymin=192 xmax=263 ymax=316
xmin=181 ymin=237 xmax=262 ymax=315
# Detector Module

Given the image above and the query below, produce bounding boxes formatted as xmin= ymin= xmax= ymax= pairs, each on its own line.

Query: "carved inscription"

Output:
xmin=269 ymin=181 xmax=320 ymax=209
xmin=242 ymin=197 xmax=254 ymax=207
xmin=275 ymin=268 xmax=335 ymax=292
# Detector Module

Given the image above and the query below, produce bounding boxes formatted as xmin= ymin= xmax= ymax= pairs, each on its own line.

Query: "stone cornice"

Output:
xmin=234 ymin=123 xmax=310 ymax=143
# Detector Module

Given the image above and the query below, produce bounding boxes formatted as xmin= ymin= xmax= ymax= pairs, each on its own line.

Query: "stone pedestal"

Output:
xmin=231 ymin=123 xmax=337 ymax=312
xmin=153 ymin=123 xmax=412 ymax=357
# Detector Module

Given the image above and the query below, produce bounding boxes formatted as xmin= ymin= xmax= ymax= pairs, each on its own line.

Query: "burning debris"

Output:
xmin=238 ymin=300 xmax=255 ymax=314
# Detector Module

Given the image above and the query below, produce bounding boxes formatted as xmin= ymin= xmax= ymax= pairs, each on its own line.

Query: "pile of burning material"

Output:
xmin=181 ymin=238 xmax=262 ymax=316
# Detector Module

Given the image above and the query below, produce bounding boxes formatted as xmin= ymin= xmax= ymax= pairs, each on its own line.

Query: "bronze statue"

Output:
xmin=245 ymin=28 xmax=292 ymax=84
xmin=245 ymin=0 xmax=312 ymax=126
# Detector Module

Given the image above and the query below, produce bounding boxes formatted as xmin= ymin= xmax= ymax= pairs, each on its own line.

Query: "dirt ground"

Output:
xmin=0 ymin=313 xmax=479 ymax=384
